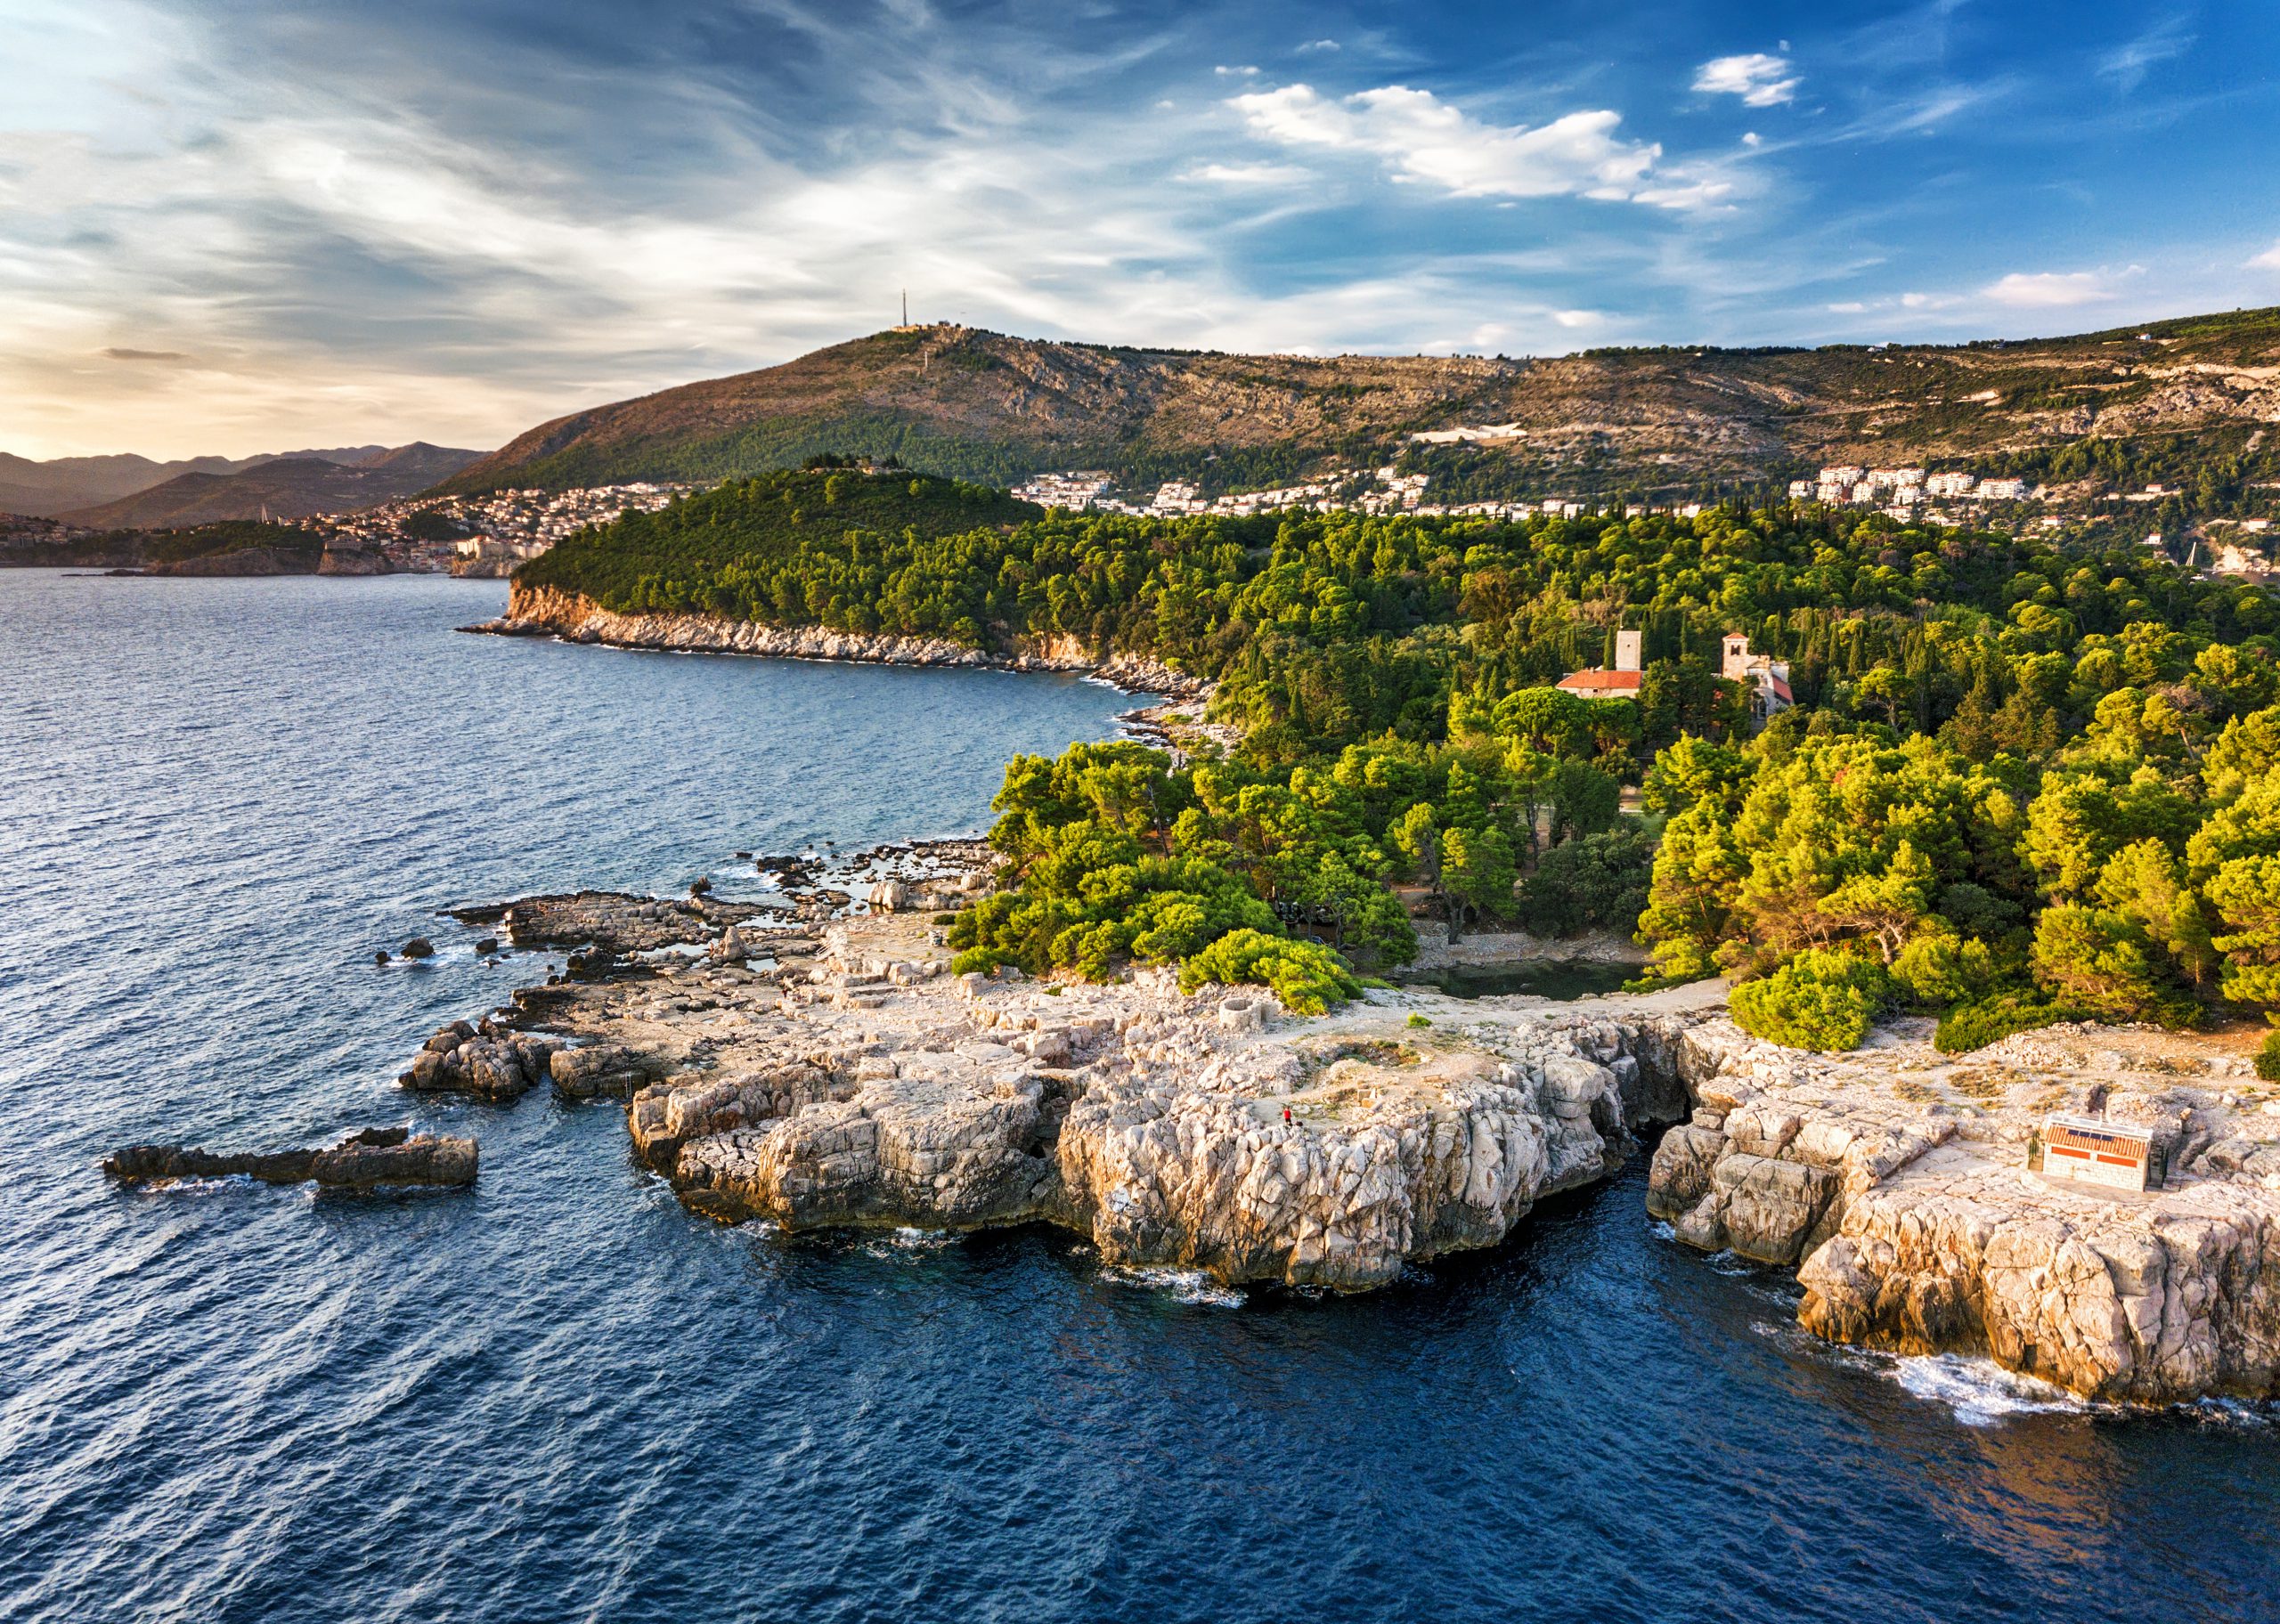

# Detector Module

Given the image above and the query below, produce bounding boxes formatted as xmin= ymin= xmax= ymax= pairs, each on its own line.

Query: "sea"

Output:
xmin=2 ymin=569 xmax=2275 ymax=1624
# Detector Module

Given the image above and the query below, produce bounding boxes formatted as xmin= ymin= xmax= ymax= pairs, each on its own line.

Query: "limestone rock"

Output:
xmin=105 ymin=1127 xmax=478 ymax=1190
xmin=399 ymin=1020 xmax=566 ymax=1101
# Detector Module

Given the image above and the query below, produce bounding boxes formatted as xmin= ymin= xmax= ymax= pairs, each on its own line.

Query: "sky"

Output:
xmin=4 ymin=0 xmax=2279 ymax=459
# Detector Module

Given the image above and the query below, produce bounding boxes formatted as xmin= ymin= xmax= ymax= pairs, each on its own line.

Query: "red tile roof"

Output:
xmin=1556 ymin=669 xmax=1645 ymax=694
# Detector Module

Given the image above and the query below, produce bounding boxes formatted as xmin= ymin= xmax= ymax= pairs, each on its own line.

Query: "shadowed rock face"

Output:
xmin=1649 ymin=1017 xmax=2280 ymax=1402
xmin=104 ymin=1127 xmax=478 ymax=1190
xmin=523 ymin=909 xmax=1708 ymax=1293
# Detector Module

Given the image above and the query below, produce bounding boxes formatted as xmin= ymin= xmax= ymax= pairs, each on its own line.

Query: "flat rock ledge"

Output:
xmin=105 ymin=1127 xmax=478 ymax=1190
xmin=1649 ymin=1018 xmax=2280 ymax=1403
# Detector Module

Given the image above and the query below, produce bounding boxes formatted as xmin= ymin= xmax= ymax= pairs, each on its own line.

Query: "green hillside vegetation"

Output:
xmin=530 ymin=473 xmax=2280 ymax=1047
xmin=140 ymin=520 xmax=324 ymax=566
xmin=516 ymin=463 xmax=1040 ymax=622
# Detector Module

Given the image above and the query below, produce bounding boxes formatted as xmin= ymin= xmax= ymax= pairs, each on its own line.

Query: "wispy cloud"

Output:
xmin=2250 ymin=240 xmax=2280 ymax=271
xmin=1231 ymin=84 xmax=1663 ymax=203
xmin=1983 ymin=270 xmax=2120 ymax=308
xmin=2098 ymin=16 xmax=2195 ymax=94
xmin=101 ymin=346 xmax=191 ymax=362
xmin=1692 ymin=53 xmax=1800 ymax=108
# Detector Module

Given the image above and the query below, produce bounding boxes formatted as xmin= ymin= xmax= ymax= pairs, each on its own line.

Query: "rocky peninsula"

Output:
xmin=392 ymin=842 xmax=2280 ymax=1406
xmin=469 ymin=583 xmax=1213 ymax=701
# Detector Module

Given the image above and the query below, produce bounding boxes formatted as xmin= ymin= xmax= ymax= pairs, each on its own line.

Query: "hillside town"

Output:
xmin=1013 ymin=464 xmax=1714 ymax=524
xmin=326 ymin=482 xmax=689 ymax=574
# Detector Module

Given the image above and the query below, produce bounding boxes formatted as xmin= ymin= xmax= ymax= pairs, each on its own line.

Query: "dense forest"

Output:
xmin=525 ymin=464 xmax=2280 ymax=1052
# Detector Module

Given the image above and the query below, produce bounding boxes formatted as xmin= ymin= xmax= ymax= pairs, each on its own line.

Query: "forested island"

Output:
xmin=504 ymin=460 xmax=2280 ymax=1070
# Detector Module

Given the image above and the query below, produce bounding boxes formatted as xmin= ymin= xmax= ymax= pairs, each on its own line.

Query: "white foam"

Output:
xmin=1889 ymin=1352 xmax=2088 ymax=1425
xmin=1106 ymin=1265 xmax=1245 ymax=1308
xmin=2186 ymin=1397 xmax=2276 ymax=1430
xmin=862 ymin=1226 xmax=957 ymax=1257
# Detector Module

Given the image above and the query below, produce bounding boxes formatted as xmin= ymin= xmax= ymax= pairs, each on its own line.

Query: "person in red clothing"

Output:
xmin=1282 ymin=1106 xmax=1292 ymax=1126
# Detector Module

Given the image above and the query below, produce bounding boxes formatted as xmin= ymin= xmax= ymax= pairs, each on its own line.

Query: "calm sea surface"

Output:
xmin=3 ymin=570 xmax=2275 ymax=1624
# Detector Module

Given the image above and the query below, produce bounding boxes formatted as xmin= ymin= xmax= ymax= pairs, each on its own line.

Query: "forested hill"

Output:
xmin=514 ymin=464 xmax=1039 ymax=616
xmin=443 ymin=308 xmax=2280 ymax=502
xmin=516 ymin=470 xmax=2280 ymax=1051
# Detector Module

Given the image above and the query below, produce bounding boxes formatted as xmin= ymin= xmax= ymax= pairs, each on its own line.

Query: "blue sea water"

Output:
xmin=3 ymin=569 xmax=2276 ymax=1624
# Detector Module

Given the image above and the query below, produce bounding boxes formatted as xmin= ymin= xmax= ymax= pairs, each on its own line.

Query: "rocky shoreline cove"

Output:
xmin=344 ymin=838 xmax=2280 ymax=1406
xmin=468 ymin=584 xmax=1216 ymax=702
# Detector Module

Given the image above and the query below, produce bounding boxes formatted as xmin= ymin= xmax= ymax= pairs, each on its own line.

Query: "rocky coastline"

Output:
xmin=359 ymin=834 xmax=2280 ymax=1406
xmin=468 ymin=583 xmax=1214 ymax=702
xmin=1646 ymin=1016 xmax=2280 ymax=1403
xmin=412 ymin=869 xmax=1715 ymax=1289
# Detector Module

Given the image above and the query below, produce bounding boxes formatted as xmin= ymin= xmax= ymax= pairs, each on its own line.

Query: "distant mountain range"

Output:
xmin=0 ymin=443 xmax=484 ymax=525
xmin=439 ymin=308 xmax=2280 ymax=503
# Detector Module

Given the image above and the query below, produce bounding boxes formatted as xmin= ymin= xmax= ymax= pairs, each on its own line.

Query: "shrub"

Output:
xmin=1934 ymin=991 xmax=2079 ymax=1054
xmin=1891 ymin=930 xmax=1999 ymax=1007
xmin=2256 ymin=1031 xmax=2280 ymax=1084
xmin=1730 ymin=949 xmax=1891 ymax=1052
xmin=1178 ymin=929 xmax=1362 ymax=1015
xmin=1406 ymin=1012 xmax=1431 ymax=1029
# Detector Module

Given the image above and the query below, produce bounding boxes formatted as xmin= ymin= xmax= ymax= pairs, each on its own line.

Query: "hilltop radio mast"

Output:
xmin=901 ymin=288 xmax=908 ymax=327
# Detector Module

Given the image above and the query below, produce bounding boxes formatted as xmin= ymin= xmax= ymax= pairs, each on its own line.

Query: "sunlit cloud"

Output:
xmin=1178 ymin=160 xmax=1314 ymax=186
xmin=1231 ymin=84 xmax=1663 ymax=202
xmin=1692 ymin=53 xmax=1800 ymax=108
xmin=1983 ymin=270 xmax=2118 ymax=308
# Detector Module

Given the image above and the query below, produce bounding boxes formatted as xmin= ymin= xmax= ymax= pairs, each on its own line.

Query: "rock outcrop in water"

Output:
xmin=105 ymin=1126 xmax=478 ymax=1190
xmin=1649 ymin=1017 xmax=2280 ymax=1402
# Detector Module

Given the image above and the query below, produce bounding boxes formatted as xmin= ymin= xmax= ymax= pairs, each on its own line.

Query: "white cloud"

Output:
xmin=1297 ymin=38 xmax=1340 ymax=53
xmin=1983 ymin=271 xmax=2116 ymax=308
xmin=1692 ymin=53 xmax=1800 ymax=109
xmin=2098 ymin=19 xmax=2194 ymax=93
xmin=1177 ymin=160 xmax=1312 ymax=186
xmin=1230 ymin=83 xmax=1664 ymax=203
xmin=1213 ymin=64 xmax=1259 ymax=77
xmin=2250 ymin=240 xmax=2280 ymax=271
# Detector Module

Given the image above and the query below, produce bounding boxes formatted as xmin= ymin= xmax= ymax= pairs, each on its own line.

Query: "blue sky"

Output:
xmin=4 ymin=0 xmax=2278 ymax=457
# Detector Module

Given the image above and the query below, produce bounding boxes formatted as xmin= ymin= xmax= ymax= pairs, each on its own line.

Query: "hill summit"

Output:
xmin=439 ymin=309 xmax=2280 ymax=503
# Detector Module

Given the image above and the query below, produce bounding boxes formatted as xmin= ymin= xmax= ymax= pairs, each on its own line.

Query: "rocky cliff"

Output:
xmin=482 ymin=583 xmax=1210 ymax=698
xmin=1650 ymin=1018 xmax=2280 ymax=1402
xmin=412 ymin=889 xmax=1709 ymax=1290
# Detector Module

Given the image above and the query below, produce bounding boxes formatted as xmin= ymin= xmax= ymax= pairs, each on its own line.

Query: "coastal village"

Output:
xmin=323 ymin=481 xmax=688 ymax=574
xmin=1012 ymin=451 xmax=2279 ymax=580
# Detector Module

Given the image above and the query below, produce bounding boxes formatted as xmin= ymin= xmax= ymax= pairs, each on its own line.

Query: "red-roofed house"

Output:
xmin=1556 ymin=629 xmax=1645 ymax=701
